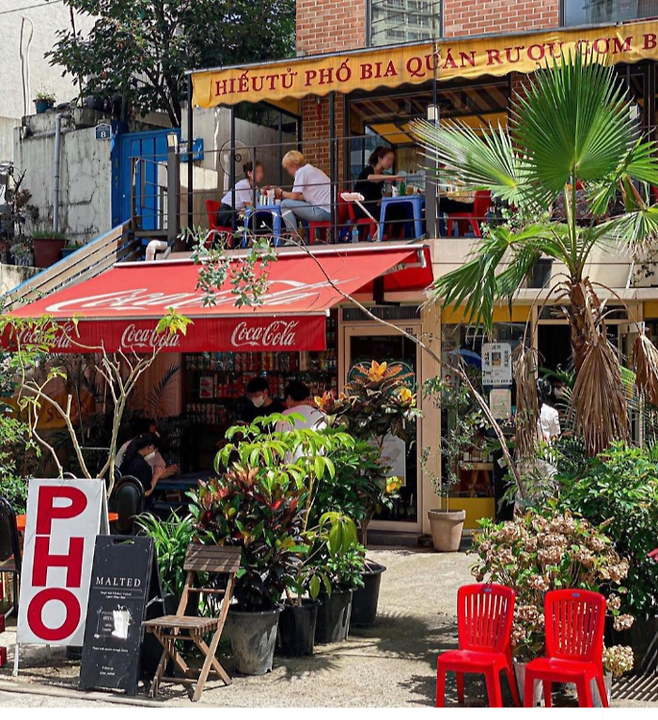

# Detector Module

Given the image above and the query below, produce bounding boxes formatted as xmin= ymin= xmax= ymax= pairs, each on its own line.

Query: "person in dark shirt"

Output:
xmin=354 ymin=146 xmax=407 ymax=240
xmin=240 ymin=377 xmax=286 ymax=424
xmin=119 ymin=432 xmax=159 ymax=502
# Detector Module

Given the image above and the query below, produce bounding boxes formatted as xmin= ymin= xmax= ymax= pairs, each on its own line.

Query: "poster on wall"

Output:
xmin=17 ymin=479 xmax=108 ymax=647
xmin=481 ymin=343 xmax=513 ymax=386
xmin=489 ymin=388 xmax=512 ymax=419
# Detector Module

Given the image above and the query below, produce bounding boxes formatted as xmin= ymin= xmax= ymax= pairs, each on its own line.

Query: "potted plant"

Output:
xmin=61 ymin=241 xmax=81 ymax=258
xmin=34 ymin=92 xmax=56 ymax=114
xmin=424 ymin=377 xmax=484 ymax=552
xmin=9 ymin=241 xmax=34 ymax=267
xmin=192 ymin=417 xmax=353 ymax=673
xmin=315 ymin=437 xmax=392 ymax=628
xmin=314 ymin=541 xmax=366 ymax=644
xmin=597 ymin=645 xmax=634 ymax=706
xmin=32 ymin=230 xmax=67 ymax=268
xmin=316 ymin=361 xmax=418 ymax=624
xmin=280 ymin=512 xmax=360 ymax=656
xmin=470 ymin=507 xmax=634 ymax=704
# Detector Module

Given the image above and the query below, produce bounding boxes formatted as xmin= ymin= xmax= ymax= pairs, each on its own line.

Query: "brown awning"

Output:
xmin=191 ymin=19 xmax=658 ymax=108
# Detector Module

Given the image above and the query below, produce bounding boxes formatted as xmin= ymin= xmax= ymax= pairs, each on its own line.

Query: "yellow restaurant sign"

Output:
xmin=192 ymin=19 xmax=658 ymax=108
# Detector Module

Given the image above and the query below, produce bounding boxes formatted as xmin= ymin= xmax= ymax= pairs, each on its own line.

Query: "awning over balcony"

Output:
xmin=1 ymin=246 xmax=432 ymax=354
xmin=190 ymin=19 xmax=658 ymax=108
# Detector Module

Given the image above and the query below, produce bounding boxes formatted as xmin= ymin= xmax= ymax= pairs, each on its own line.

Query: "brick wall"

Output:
xmin=301 ymin=95 xmax=345 ymax=177
xmin=296 ymin=0 xmax=366 ymax=55
xmin=443 ymin=0 xmax=560 ymax=37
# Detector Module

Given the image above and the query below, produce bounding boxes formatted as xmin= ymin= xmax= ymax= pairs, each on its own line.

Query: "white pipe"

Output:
xmin=53 ymin=113 xmax=63 ymax=233
xmin=145 ymin=239 xmax=169 ymax=262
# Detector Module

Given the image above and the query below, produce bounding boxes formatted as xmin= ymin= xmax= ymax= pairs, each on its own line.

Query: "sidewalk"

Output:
xmin=1 ymin=549 xmax=656 ymax=707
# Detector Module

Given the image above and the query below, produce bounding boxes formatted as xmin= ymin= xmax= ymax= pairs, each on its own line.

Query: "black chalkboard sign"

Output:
xmin=80 ymin=536 xmax=163 ymax=695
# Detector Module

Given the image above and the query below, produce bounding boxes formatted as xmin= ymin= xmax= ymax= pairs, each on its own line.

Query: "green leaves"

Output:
xmin=50 ymin=1 xmax=296 ymax=125
xmin=513 ymin=53 xmax=635 ymax=196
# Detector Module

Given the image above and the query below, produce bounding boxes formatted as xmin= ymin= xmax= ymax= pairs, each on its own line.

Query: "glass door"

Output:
xmin=344 ymin=323 xmax=422 ymax=531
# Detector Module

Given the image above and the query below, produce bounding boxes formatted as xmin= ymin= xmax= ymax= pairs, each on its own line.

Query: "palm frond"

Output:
xmin=568 ymin=334 xmax=629 ymax=456
xmin=513 ymin=52 xmax=636 ymax=194
xmin=599 ymin=205 xmax=658 ymax=252
xmin=409 ymin=118 xmax=532 ymax=207
xmin=633 ymin=332 xmax=658 ymax=407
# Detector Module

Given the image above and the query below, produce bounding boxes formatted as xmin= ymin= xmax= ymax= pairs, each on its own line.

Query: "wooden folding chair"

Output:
xmin=143 ymin=544 xmax=241 ymax=701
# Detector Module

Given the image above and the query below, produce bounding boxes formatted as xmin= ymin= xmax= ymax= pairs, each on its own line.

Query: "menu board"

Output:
xmin=80 ymin=536 xmax=163 ymax=696
xmin=481 ymin=343 xmax=513 ymax=386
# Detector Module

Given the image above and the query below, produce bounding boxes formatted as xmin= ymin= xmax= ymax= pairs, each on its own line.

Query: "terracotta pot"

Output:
xmin=427 ymin=509 xmax=465 ymax=552
xmin=33 ymin=236 xmax=66 ymax=268
xmin=514 ymin=660 xmax=544 ymax=706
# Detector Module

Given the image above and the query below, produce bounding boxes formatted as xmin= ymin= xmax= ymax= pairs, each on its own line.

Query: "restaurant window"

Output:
xmin=369 ymin=0 xmax=440 ymax=47
xmin=562 ymin=0 xmax=658 ymax=26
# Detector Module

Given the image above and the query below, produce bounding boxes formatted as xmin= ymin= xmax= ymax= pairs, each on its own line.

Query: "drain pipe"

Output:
xmin=145 ymin=239 xmax=168 ymax=261
xmin=53 ymin=113 xmax=63 ymax=233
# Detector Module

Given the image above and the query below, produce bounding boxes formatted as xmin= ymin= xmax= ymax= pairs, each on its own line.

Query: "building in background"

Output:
xmin=0 ymin=0 xmax=95 ymax=160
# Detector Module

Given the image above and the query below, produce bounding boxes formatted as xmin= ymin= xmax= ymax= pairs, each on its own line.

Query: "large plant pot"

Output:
xmin=315 ymin=587 xmax=353 ymax=644
xmin=514 ymin=660 xmax=544 ymax=706
xmin=277 ymin=599 xmax=319 ymax=656
xmin=605 ymin=614 xmax=658 ymax=674
xmin=427 ymin=509 xmax=466 ymax=552
xmin=350 ymin=562 xmax=386 ymax=628
xmin=228 ymin=606 xmax=281 ymax=675
xmin=33 ymin=237 xmax=66 ymax=268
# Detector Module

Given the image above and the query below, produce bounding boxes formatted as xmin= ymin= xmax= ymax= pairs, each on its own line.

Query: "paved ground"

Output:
xmin=1 ymin=548 xmax=657 ymax=707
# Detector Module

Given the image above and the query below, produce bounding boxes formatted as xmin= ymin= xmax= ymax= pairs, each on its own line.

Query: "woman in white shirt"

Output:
xmin=275 ymin=151 xmax=332 ymax=236
xmin=216 ymin=161 xmax=264 ymax=228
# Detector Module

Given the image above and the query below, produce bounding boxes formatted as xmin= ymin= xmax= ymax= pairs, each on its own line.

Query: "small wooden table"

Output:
xmin=15 ymin=512 xmax=119 ymax=532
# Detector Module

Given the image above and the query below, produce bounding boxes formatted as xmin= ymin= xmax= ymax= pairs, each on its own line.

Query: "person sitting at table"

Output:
xmin=240 ymin=377 xmax=286 ymax=424
xmin=274 ymin=151 xmax=332 ymax=239
xmin=354 ymin=146 xmax=408 ymax=241
xmin=116 ymin=418 xmax=178 ymax=483
xmin=119 ymin=432 xmax=160 ymax=502
xmin=216 ymin=160 xmax=264 ymax=228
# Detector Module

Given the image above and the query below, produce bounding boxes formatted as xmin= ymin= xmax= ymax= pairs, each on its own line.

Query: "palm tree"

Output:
xmin=411 ymin=53 xmax=658 ymax=455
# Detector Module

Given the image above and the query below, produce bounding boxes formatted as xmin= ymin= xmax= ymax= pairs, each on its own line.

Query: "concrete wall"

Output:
xmin=14 ymin=110 xmax=112 ymax=245
xmin=0 ymin=263 xmax=38 ymax=296
xmin=0 ymin=1 xmax=95 ymax=122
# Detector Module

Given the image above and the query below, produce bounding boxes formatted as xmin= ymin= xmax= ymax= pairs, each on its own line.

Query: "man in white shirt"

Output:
xmin=275 ymin=380 xmax=325 ymax=433
xmin=275 ymin=151 xmax=332 ymax=236
xmin=537 ymin=379 xmax=561 ymax=443
xmin=216 ymin=161 xmax=263 ymax=228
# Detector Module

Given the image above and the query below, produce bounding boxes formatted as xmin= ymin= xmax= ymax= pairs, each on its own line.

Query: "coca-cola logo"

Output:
xmin=230 ymin=320 xmax=299 ymax=348
xmin=120 ymin=324 xmax=182 ymax=351
xmin=15 ymin=324 xmax=74 ymax=350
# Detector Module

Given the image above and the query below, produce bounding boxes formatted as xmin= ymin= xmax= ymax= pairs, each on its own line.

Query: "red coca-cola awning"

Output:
xmin=2 ymin=245 xmax=432 ymax=353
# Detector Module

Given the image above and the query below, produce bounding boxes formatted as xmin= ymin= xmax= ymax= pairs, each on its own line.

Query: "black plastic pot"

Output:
xmin=277 ymin=599 xmax=320 ymax=656
xmin=228 ymin=606 xmax=281 ymax=675
xmin=315 ymin=587 xmax=353 ymax=644
xmin=606 ymin=614 xmax=658 ymax=674
xmin=350 ymin=562 xmax=386 ymax=628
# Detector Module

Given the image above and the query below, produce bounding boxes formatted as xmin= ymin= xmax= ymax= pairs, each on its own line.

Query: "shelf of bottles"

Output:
xmin=183 ymin=312 xmax=338 ymax=432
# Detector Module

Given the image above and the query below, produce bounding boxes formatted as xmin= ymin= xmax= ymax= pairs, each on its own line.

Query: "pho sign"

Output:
xmin=17 ymin=479 xmax=108 ymax=646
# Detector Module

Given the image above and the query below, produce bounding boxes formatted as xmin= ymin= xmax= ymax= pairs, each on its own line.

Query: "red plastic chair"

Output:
xmin=447 ymin=190 xmax=491 ymax=238
xmin=523 ymin=589 xmax=608 ymax=708
xmin=205 ymin=199 xmax=233 ymax=247
xmin=436 ymin=583 xmax=520 ymax=708
xmin=344 ymin=198 xmax=377 ymax=242
xmin=307 ymin=220 xmax=332 ymax=244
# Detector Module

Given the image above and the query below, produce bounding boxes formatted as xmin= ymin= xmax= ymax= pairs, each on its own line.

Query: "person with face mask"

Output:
xmin=119 ymin=432 xmax=161 ymax=501
xmin=241 ymin=377 xmax=286 ymax=424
